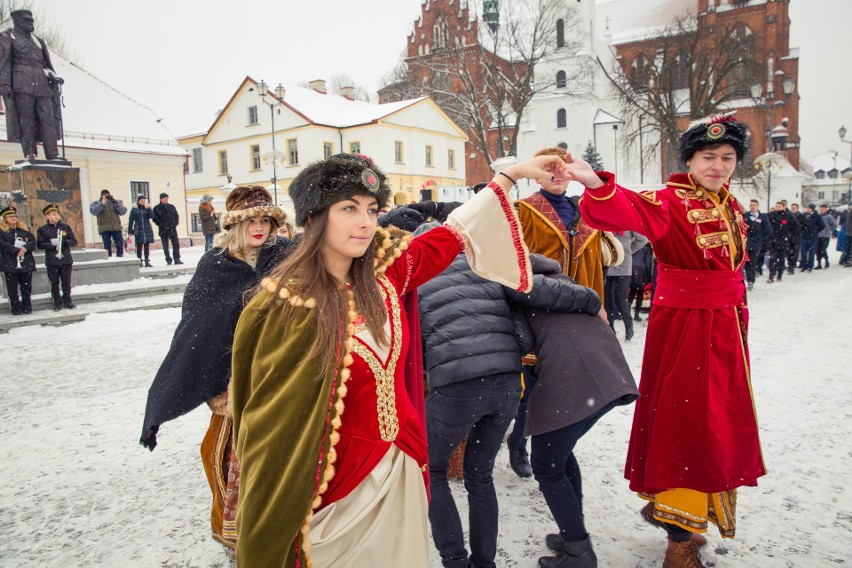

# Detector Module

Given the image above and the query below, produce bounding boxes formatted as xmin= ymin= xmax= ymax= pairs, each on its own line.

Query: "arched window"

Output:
xmin=557 ymin=108 xmax=567 ymax=128
xmin=434 ymin=18 xmax=450 ymax=49
xmin=730 ymin=25 xmax=755 ymax=97
xmin=556 ymin=19 xmax=565 ymax=48
xmin=630 ymin=54 xmax=648 ymax=87
xmin=674 ymin=50 xmax=689 ymax=89
xmin=556 ymin=70 xmax=567 ymax=88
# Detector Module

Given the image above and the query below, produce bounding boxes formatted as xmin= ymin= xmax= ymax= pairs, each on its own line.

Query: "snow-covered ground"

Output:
xmin=1 ymin=250 xmax=850 ymax=567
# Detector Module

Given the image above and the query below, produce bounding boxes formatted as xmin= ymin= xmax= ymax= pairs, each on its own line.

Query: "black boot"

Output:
xmin=9 ymin=296 xmax=22 ymax=315
xmin=508 ymin=444 xmax=533 ymax=478
xmin=22 ymin=296 xmax=32 ymax=314
xmin=624 ymin=317 xmax=634 ymax=341
xmin=144 ymin=260 xmax=153 ymax=268
xmin=538 ymin=535 xmax=597 ymax=568
xmin=63 ymin=298 xmax=76 ymax=309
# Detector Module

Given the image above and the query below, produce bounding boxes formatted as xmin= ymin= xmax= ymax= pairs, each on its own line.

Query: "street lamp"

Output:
xmin=840 ymin=126 xmax=852 ymax=204
xmin=754 ymin=154 xmax=779 ymax=212
xmin=257 ymin=80 xmax=287 ymax=205
xmin=750 ymin=76 xmax=795 ymax=154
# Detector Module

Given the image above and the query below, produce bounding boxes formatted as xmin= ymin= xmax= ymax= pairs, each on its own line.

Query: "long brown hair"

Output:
xmin=255 ymin=207 xmax=388 ymax=377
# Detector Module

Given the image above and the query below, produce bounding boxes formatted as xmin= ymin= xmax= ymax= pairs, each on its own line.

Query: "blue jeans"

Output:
xmin=101 ymin=230 xmax=123 ymax=257
xmin=204 ymin=233 xmax=214 ymax=252
xmin=800 ymin=237 xmax=817 ymax=270
xmin=530 ymin=400 xmax=619 ymax=543
xmin=427 ymin=374 xmax=522 ymax=568
xmin=507 ymin=365 xmax=537 ymax=451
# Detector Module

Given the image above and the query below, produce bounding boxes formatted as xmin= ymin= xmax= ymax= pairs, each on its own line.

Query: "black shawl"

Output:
xmin=140 ymin=238 xmax=292 ymax=450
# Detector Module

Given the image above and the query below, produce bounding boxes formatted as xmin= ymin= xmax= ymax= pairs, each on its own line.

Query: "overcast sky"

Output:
xmin=26 ymin=0 xmax=852 ymax=163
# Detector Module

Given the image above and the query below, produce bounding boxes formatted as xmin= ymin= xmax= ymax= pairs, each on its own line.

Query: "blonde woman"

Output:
xmin=141 ymin=185 xmax=292 ymax=556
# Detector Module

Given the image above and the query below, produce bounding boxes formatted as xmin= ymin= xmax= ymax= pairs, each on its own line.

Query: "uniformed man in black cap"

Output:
xmin=0 ymin=9 xmax=64 ymax=160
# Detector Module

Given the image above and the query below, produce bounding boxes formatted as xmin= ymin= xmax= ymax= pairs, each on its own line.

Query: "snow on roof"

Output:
xmin=810 ymin=152 xmax=851 ymax=174
xmin=753 ymin=152 xmax=802 ymax=178
xmin=596 ymin=0 xmax=695 ymax=45
xmin=0 ymin=49 xmax=185 ymax=157
xmin=260 ymin=83 xmax=428 ymax=129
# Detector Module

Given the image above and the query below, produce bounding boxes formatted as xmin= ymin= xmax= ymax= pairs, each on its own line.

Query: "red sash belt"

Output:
xmin=654 ymin=263 xmax=745 ymax=309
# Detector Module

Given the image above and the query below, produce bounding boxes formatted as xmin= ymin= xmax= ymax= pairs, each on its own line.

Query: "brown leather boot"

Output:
xmin=663 ymin=540 xmax=706 ymax=568
xmin=640 ymin=503 xmax=707 ymax=547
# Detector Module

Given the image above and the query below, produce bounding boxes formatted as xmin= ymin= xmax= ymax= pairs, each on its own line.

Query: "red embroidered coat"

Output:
xmin=580 ymin=172 xmax=766 ymax=495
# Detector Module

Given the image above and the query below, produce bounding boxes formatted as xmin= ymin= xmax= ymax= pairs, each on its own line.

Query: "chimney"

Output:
xmin=309 ymin=79 xmax=327 ymax=94
xmin=340 ymin=86 xmax=356 ymax=100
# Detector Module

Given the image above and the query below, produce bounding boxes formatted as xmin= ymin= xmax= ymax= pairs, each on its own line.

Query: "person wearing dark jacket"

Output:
xmin=816 ymin=204 xmax=837 ymax=269
xmin=743 ymin=199 xmax=773 ymax=290
xmin=767 ymin=201 xmax=798 ymax=283
xmin=0 ymin=206 xmax=36 ymax=314
xmin=417 ymin=222 xmax=603 ymax=568
xmin=788 ymin=203 xmax=806 ymax=272
xmin=89 ymin=189 xmax=127 ymax=257
xmin=604 ymin=231 xmax=647 ymax=340
xmin=152 ymin=192 xmax=182 ymax=265
xmin=128 ymin=196 xmax=156 ymax=267
xmin=198 ymin=194 xmax=220 ymax=253
xmin=36 ymin=204 xmax=76 ymax=310
xmin=519 ymin=256 xmax=639 ymax=568
xmin=798 ymin=203 xmax=825 ymax=272
xmin=140 ymin=185 xmax=289 ymax=556
xmin=628 ymin=242 xmax=653 ymax=321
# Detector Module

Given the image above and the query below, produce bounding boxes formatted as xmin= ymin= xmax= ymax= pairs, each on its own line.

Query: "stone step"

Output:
xmin=0 ymin=277 xmax=190 ymax=313
xmin=32 ymin=248 xmax=109 ymax=262
xmin=0 ymin=292 xmax=184 ymax=333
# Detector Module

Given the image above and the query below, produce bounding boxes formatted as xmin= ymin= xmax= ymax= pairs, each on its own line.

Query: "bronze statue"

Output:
xmin=0 ymin=10 xmax=64 ymax=161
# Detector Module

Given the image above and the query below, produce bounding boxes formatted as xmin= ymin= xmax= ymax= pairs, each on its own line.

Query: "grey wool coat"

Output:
xmin=521 ymin=259 xmax=639 ymax=437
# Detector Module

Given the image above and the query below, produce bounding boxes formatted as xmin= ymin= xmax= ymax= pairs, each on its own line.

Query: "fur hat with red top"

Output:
xmin=289 ymin=153 xmax=391 ymax=227
xmin=220 ymin=185 xmax=286 ymax=230
xmin=679 ymin=112 xmax=751 ymax=163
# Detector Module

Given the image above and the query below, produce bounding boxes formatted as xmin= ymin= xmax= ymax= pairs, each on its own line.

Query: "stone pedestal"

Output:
xmin=6 ymin=160 xmax=82 ymax=241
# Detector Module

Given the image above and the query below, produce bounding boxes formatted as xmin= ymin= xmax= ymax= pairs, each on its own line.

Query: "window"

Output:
xmin=556 ymin=108 xmax=567 ymax=129
xmin=730 ymin=25 xmax=755 ymax=97
xmin=815 ymin=171 xmax=826 ymax=180
xmin=395 ymin=141 xmax=404 ymax=163
xmin=556 ymin=19 xmax=565 ymax=48
xmin=218 ymin=150 xmax=228 ymax=175
xmin=556 ymin=70 xmax=567 ymax=88
xmin=630 ymin=54 xmax=649 ymax=87
xmin=818 ymin=191 xmax=825 ymax=200
xmin=674 ymin=51 xmax=689 ymax=90
xmin=130 ymin=181 xmax=150 ymax=202
xmin=829 ymin=169 xmax=839 ymax=179
xmin=250 ymin=144 xmax=261 ymax=170
xmin=448 ymin=149 xmax=456 ymax=170
xmin=349 ymin=141 xmax=361 ymax=154
xmin=191 ymin=213 xmax=201 ymax=233
xmin=323 ymin=142 xmax=334 ymax=159
xmin=247 ymin=105 xmax=259 ymax=125
xmin=425 ymin=145 xmax=434 ymax=167
xmin=287 ymin=138 xmax=299 ymax=165
xmin=192 ymin=148 xmax=203 ymax=173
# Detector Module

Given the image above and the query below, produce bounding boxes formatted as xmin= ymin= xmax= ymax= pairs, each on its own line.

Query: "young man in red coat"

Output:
xmin=559 ymin=114 xmax=765 ymax=568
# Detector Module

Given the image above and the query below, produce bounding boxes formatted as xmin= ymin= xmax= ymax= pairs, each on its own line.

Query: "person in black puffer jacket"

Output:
xmin=417 ymin=223 xmax=602 ymax=568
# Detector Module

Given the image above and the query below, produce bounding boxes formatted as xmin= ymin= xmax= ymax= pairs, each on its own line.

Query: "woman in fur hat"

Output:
xmin=563 ymin=113 xmax=763 ymax=568
xmin=140 ymin=185 xmax=291 ymax=556
xmin=230 ymin=153 xmax=564 ymax=567
xmin=0 ymin=206 xmax=37 ymax=315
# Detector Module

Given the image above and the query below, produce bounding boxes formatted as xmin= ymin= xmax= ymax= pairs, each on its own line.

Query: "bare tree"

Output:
xmin=599 ymin=14 xmax=763 ymax=180
xmin=0 ymin=0 xmax=77 ymax=60
xmin=327 ymin=73 xmax=373 ymax=102
xmin=385 ymin=0 xmax=589 ymax=167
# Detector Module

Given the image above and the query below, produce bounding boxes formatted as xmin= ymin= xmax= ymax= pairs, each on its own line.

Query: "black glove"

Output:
xmin=378 ymin=207 xmax=424 ymax=232
xmin=406 ymin=201 xmax=439 ymax=219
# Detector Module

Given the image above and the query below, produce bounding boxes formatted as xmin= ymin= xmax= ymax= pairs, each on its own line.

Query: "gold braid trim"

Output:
xmin=696 ymin=231 xmax=731 ymax=250
xmin=687 ymin=208 xmax=722 ymax=224
xmin=586 ymin=185 xmax=617 ymax=201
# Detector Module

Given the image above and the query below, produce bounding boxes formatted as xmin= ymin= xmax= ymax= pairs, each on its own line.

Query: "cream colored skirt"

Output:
xmin=309 ymin=445 xmax=430 ymax=567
